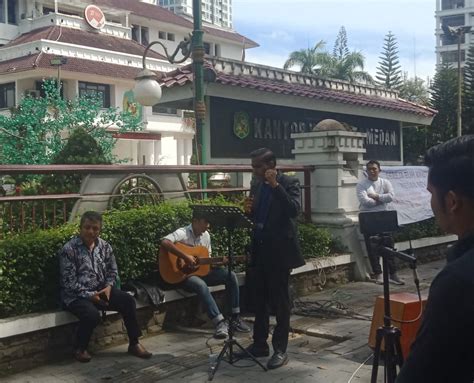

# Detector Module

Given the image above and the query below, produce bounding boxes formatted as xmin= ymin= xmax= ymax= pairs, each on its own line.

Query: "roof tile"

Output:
xmin=0 ymin=53 xmax=147 ymax=80
xmin=160 ymin=64 xmax=436 ymax=118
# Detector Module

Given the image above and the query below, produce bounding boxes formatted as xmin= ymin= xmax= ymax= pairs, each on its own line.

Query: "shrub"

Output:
xmin=0 ymin=201 xmax=334 ymax=318
xmin=393 ymin=218 xmax=443 ymax=243
xmin=298 ymin=223 xmax=332 ymax=259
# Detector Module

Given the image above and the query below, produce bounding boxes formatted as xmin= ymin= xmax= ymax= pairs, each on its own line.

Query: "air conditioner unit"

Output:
xmin=24 ymin=89 xmax=40 ymax=98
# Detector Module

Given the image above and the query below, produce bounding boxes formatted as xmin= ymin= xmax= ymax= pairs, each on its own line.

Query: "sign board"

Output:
xmin=84 ymin=5 xmax=106 ymax=30
xmin=210 ymin=97 xmax=401 ymax=161
xmin=50 ymin=57 xmax=68 ymax=66
xmin=372 ymin=166 xmax=434 ymax=225
xmin=123 ymin=89 xmax=143 ymax=121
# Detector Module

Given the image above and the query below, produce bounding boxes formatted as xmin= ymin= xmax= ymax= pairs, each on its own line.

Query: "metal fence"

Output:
xmin=0 ymin=164 xmax=314 ymax=237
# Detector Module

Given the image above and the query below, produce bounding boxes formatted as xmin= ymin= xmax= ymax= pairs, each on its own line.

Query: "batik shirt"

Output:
xmin=59 ymin=236 xmax=118 ymax=306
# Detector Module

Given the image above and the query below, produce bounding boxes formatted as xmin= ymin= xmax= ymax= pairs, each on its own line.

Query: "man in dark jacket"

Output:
xmin=238 ymin=147 xmax=305 ymax=369
xmin=396 ymin=135 xmax=474 ymax=382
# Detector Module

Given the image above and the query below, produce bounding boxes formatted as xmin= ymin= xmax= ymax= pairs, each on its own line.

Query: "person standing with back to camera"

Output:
xmin=237 ymin=147 xmax=305 ymax=370
xmin=356 ymin=160 xmax=404 ymax=285
xmin=396 ymin=135 xmax=474 ymax=382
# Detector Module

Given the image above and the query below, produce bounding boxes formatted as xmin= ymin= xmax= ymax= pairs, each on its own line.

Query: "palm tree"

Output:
xmin=283 ymin=27 xmax=373 ymax=84
xmin=316 ymin=50 xmax=374 ymax=84
xmin=283 ymin=40 xmax=327 ymax=75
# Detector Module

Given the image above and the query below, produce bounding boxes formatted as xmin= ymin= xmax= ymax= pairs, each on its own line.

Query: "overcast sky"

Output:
xmin=233 ymin=0 xmax=436 ymax=83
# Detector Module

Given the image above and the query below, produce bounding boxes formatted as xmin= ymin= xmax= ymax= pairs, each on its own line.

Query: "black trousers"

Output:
xmin=66 ymin=286 xmax=141 ymax=351
xmin=363 ymin=233 xmax=397 ymax=276
xmin=253 ymin=264 xmax=291 ymax=353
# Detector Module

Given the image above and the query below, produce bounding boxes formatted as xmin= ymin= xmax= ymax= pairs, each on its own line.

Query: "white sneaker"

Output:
xmin=375 ymin=273 xmax=383 ymax=285
xmin=389 ymin=274 xmax=405 ymax=285
xmin=214 ymin=320 xmax=228 ymax=339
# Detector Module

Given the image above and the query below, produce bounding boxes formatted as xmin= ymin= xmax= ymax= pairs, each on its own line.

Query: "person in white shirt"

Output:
xmin=161 ymin=211 xmax=250 ymax=339
xmin=356 ymin=160 xmax=404 ymax=285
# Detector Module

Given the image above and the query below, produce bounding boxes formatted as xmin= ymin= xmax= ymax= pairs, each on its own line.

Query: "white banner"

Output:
xmin=379 ymin=166 xmax=433 ymax=225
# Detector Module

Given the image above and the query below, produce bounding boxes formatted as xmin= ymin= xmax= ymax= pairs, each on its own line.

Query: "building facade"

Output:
xmin=158 ymin=0 xmax=232 ymax=29
xmin=435 ymin=0 xmax=474 ymax=67
xmin=0 ymin=0 xmax=256 ymax=165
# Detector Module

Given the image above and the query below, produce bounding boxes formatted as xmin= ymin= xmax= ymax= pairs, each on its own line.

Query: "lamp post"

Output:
xmin=134 ymin=0 xmax=206 ymax=183
xmin=442 ymin=24 xmax=472 ymax=137
xmin=50 ymin=56 xmax=67 ymax=93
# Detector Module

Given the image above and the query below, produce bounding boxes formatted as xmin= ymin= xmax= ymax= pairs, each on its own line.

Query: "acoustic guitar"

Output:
xmin=158 ymin=242 xmax=247 ymax=285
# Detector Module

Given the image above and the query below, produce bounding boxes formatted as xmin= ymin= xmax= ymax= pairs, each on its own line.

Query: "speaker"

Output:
xmin=368 ymin=292 xmax=428 ymax=359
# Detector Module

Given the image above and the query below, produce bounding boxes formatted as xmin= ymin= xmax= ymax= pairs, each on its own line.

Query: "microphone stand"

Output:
xmin=370 ymin=236 xmax=417 ymax=383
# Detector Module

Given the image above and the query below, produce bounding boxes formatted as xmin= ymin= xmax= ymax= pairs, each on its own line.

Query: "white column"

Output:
xmin=153 ymin=140 xmax=161 ymax=165
xmin=131 ymin=140 xmax=138 ymax=165
xmin=177 ymin=138 xmax=185 ymax=165
xmin=185 ymin=138 xmax=193 ymax=165
xmin=138 ymin=140 xmax=154 ymax=165
xmin=292 ymin=130 xmax=369 ymax=281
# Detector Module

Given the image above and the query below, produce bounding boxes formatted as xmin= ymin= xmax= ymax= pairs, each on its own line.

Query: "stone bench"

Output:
xmin=0 ymin=254 xmax=356 ymax=375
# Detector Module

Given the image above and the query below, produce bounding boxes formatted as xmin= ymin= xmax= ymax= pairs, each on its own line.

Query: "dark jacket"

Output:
xmin=248 ymin=172 xmax=305 ymax=270
xmin=396 ymin=233 xmax=474 ymax=383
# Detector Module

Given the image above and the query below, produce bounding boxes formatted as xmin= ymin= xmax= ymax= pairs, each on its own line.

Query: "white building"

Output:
xmin=158 ymin=0 xmax=233 ymax=29
xmin=435 ymin=0 xmax=474 ymax=67
xmin=0 ymin=0 xmax=257 ymax=165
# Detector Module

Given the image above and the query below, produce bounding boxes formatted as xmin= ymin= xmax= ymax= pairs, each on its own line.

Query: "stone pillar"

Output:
xmin=292 ymin=130 xmax=370 ymax=280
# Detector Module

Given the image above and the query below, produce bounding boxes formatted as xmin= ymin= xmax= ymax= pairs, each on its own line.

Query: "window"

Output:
xmin=167 ymin=33 xmax=175 ymax=41
xmin=159 ymin=31 xmax=166 ymax=39
xmin=215 ymin=44 xmax=221 ymax=57
xmin=203 ymin=42 xmax=211 ymax=55
xmin=442 ymin=33 xmax=465 ymax=46
xmin=441 ymin=14 xmax=465 ymax=28
xmin=441 ymin=50 xmax=465 ymax=64
xmin=131 ymin=25 xmax=139 ymax=42
xmin=141 ymin=26 xmax=149 ymax=46
xmin=0 ymin=82 xmax=15 ymax=109
xmin=0 ymin=0 xmax=5 ymax=23
xmin=441 ymin=0 xmax=464 ymax=10
xmin=78 ymin=82 xmax=110 ymax=108
xmin=7 ymin=0 xmax=17 ymax=24
xmin=35 ymin=80 xmax=64 ymax=99
xmin=152 ymin=105 xmax=178 ymax=115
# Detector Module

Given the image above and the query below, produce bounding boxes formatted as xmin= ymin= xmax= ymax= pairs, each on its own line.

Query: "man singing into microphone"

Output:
xmin=237 ymin=148 xmax=305 ymax=369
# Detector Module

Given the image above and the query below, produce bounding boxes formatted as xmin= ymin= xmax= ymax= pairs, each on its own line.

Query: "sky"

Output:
xmin=232 ymin=0 xmax=436 ymax=83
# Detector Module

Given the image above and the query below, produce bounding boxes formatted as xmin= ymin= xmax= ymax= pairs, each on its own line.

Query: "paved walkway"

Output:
xmin=2 ymin=259 xmax=444 ymax=383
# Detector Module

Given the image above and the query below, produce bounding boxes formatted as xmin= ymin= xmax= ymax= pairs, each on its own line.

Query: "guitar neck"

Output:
xmin=199 ymin=256 xmax=246 ymax=265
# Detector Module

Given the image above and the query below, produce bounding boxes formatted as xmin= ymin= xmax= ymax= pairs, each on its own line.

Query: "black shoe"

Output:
xmin=267 ymin=351 xmax=289 ymax=369
xmin=74 ymin=349 xmax=92 ymax=363
xmin=128 ymin=343 xmax=152 ymax=359
xmin=235 ymin=343 xmax=270 ymax=358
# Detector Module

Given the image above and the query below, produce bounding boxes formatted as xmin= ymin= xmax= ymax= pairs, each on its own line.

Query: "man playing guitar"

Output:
xmin=160 ymin=211 xmax=250 ymax=339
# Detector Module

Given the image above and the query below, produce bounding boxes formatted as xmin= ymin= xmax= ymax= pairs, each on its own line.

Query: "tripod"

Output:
xmin=369 ymin=235 xmax=418 ymax=383
xmin=191 ymin=205 xmax=267 ymax=381
xmin=370 ymin=243 xmax=404 ymax=383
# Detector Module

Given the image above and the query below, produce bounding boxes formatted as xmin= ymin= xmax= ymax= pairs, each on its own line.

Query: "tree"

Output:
xmin=283 ymin=40 xmax=327 ymax=75
xmin=0 ymin=79 xmax=142 ymax=166
xmin=376 ymin=31 xmax=402 ymax=89
xmin=333 ymin=26 xmax=350 ymax=60
xmin=399 ymin=74 xmax=432 ymax=164
xmin=430 ymin=64 xmax=458 ymax=145
xmin=41 ymin=128 xmax=111 ymax=193
xmin=462 ymin=43 xmax=474 ymax=135
xmin=283 ymin=27 xmax=373 ymax=84
xmin=399 ymin=74 xmax=431 ymax=106
xmin=315 ymin=26 xmax=373 ymax=84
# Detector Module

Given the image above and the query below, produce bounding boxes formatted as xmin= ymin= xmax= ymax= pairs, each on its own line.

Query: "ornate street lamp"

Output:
xmin=134 ymin=0 xmax=206 ymax=165
xmin=442 ymin=23 xmax=472 ymax=137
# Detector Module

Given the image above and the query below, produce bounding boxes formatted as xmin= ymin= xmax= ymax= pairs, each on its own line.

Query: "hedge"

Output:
xmin=0 ymin=201 xmax=333 ymax=318
xmin=393 ymin=218 xmax=443 ymax=243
